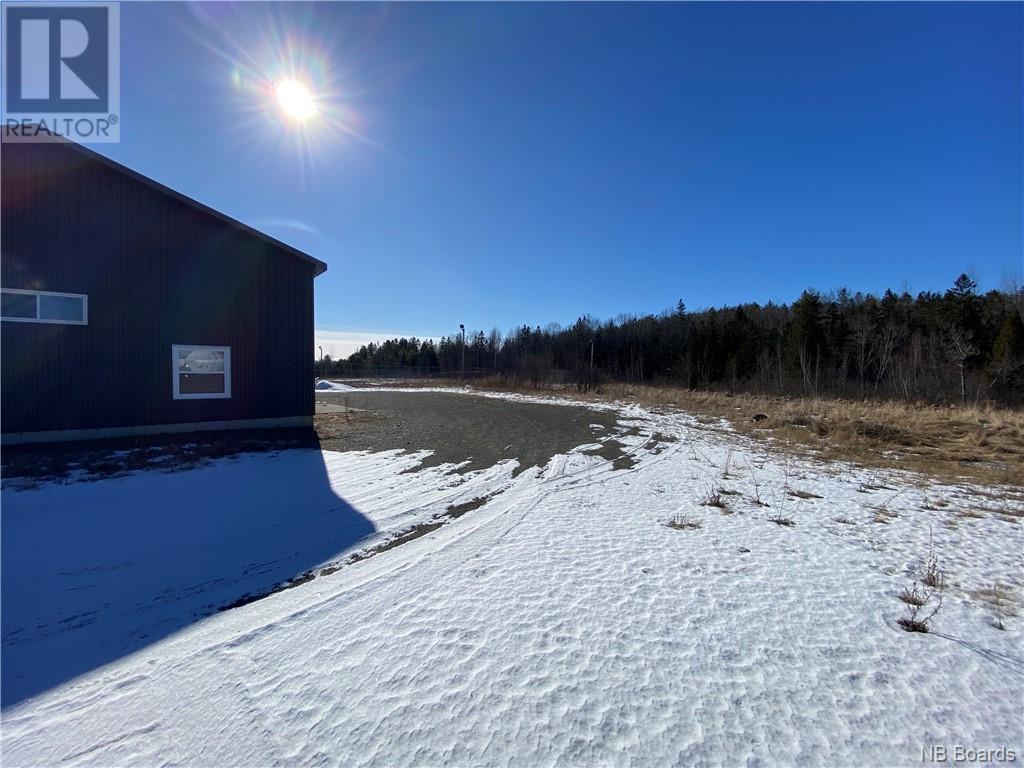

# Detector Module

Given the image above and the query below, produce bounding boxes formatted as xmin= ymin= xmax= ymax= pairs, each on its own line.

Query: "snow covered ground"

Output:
xmin=315 ymin=380 xmax=357 ymax=391
xmin=2 ymin=392 xmax=1022 ymax=766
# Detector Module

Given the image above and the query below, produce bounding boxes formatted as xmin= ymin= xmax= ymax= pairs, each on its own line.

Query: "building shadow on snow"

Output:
xmin=1 ymin=433 xmax=374 ymax=707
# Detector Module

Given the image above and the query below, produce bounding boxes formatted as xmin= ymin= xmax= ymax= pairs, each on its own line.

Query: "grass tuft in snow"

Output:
xmin=898 ymin=586 xmax=928 ymax=607
xmin=972 ymin=584 xmax=1019 ymax=631
xmin=666 ymin=513 xmax=702 ymax=531
xmin=700 ymin=485 xmax=727 ymax=510
xmin=788 ymin=488 xmax=823 ymax=499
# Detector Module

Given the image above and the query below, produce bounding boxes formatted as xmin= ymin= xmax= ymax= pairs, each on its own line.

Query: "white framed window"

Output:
xmin=1 ymin=288 xmax=88 ymax=325
xmin=172 ymin=345 xmax=231 ymax=400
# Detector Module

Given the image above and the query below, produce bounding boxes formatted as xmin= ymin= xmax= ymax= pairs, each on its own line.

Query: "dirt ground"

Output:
xmin=315 ymin=390 xmax=626 ymax=475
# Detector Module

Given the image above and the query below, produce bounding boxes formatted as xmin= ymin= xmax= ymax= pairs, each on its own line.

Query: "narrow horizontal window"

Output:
xmin=1 ymin=291 xmax=36 ymax=319
xmin=173 ymin=345 xmax=231 ymax=400
xmin=0 ymin=289 xmax=87 ymax=325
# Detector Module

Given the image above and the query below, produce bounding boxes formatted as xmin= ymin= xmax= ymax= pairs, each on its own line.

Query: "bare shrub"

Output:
xmin=747 ymin=460 xmax=770 ymax=507
xmin=766 ymin=460 xmax=795 ymax=526
xmin=920 ymin=530 xmax=944 ymax=589
xmin=898 ymin=587 xmax=943 ymax=633
xmin=898 ymin=527 xmax=945 ymax=633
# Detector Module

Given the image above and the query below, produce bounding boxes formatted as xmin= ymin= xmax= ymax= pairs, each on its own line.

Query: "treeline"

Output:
xmin=322 ymin=274 xmax=1024 ymax=406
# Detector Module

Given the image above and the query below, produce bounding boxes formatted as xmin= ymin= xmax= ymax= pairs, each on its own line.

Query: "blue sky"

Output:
xmin=98 ymin=2 xmax=1021 ymax=355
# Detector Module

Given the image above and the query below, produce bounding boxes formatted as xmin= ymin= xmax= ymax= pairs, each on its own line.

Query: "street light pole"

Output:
xmin=459 ymin=324 xmax=465 ymax=380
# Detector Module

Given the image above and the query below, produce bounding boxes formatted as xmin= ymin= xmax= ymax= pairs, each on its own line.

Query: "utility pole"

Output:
xmin=318 ymin=345 xmax=323 ymax=379
xmin=459 ymin=324 xmax=466 ymax=380
xmin=590 ymin=338 xmax=595 ymax=372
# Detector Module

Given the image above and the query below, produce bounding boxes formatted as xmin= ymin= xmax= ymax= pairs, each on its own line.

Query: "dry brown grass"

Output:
xmin=700 ymin=486 xmax=728 ymax=509
xmin=873 ymin=508 xmax=899 ymax=524
xmin=666 ymin=513 xmax=702 ymax=530
xmin=462 ymin=378 xmax=1024 ymax=487
xmin=971 ymin=584 xmax=1020 ymax=629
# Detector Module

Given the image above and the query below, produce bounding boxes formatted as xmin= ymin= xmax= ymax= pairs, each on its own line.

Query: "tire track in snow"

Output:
xmin=159 ymin=415 xmax=677 ymax=673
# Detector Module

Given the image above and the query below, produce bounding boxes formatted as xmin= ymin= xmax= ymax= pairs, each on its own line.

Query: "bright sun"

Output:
xmin=275 ymin=79 xmax=316 ymax=121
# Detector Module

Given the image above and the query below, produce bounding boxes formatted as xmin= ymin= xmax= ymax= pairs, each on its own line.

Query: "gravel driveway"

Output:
xmin=315 ymin=390 xmax=628 ymax=474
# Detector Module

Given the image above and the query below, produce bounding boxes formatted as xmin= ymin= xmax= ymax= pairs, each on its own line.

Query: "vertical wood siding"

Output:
xmin=1 ymin=141 xmax=316 ymax=433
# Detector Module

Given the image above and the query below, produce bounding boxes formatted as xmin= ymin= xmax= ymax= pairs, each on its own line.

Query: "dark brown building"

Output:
xmin=1 ymin=135 xmax=327 ymax=444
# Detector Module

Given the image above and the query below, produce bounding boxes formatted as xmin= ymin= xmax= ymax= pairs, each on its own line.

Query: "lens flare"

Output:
xmin=166 ymin=1 xmax=380 ymax=188
xmin=275 ymin=78 xmax=316 ymax=121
